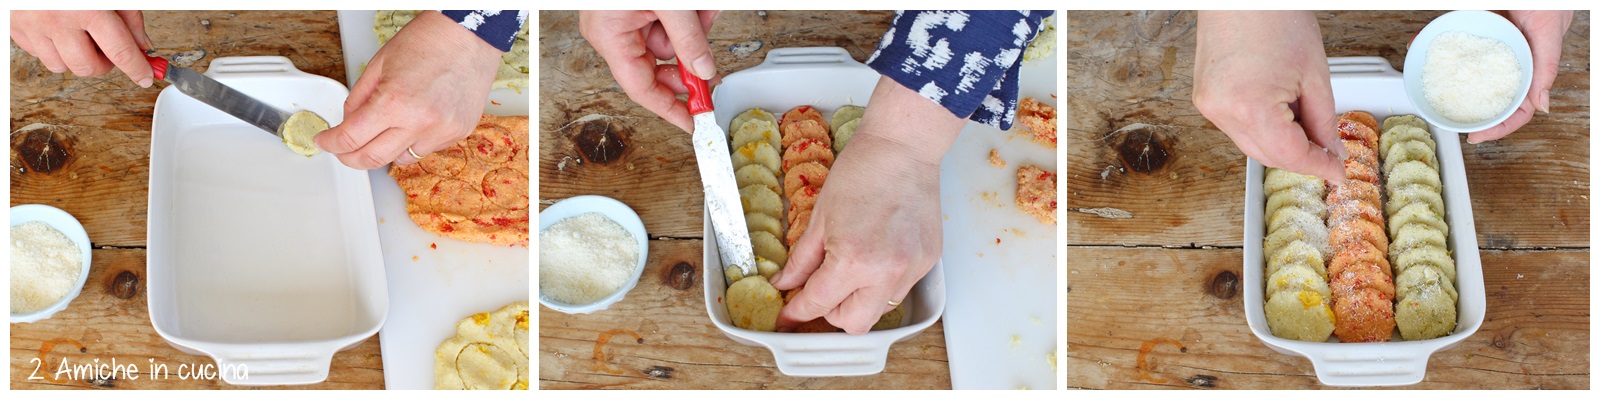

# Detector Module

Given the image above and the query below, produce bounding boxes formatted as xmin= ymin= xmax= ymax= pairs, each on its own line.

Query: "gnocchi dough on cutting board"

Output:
xmin=435 ymin=302 xmax=529 ymax=390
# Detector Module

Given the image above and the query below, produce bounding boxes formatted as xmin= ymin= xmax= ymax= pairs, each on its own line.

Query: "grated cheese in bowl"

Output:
xmin=11 ymin=221 xmax=84 ymax=315
xmin=539 ymin=212 xmax=639 ymax=306
xmin=1421 ymin=31 xmax=1522 ymax=124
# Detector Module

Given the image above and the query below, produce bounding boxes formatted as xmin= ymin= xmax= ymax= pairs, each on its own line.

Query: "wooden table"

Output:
xmin=1066 ymin=11 xmax=1590 ymax=389
xmin=537 ymin=10 xmax=953 ymax=389
xmin=9 ymin=11 xmax=384 ymax=389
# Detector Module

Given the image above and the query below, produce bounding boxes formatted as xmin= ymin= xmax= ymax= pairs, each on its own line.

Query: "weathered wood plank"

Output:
xmin=1066 ymin=247 xmax=1589 ymax=389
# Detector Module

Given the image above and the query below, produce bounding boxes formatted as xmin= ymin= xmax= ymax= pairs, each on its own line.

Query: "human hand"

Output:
xmin=580 ymin=10 xmax=720 ymax=132
xmin=1466 ymin=10 xmax=1574 ymax=143
xmin=9 ymin=10 xmax=155 ymax=87
xmin=1193 ymin=11 xmax=1345 ymax=183
xmin=315 ymin=11 xmax=502 ymax=170
xmin=770 ymin=77 xmax=964 ymax=334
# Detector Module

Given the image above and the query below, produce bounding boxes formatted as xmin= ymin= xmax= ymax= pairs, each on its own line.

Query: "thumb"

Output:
xmin=654 ymin=10 xmax=716 ymax=80
xmin=1516 ymin=10 xmax=1571 ymax=113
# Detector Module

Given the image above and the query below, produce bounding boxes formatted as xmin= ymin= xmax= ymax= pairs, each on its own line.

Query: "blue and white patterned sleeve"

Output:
xmin=439 ymin=10 xmax=528 ymax=52
xmin=865 ymin=10 xmax=1053 ymax=130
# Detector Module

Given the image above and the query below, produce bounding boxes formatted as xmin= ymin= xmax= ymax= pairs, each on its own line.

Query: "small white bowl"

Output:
xmin=9 ymin=204 xmax=94 ymax=323
xmin=1402 ymin=10 xmax=1534 ymax=133
xmin=537 ymin=195 xmax=648 ymax=314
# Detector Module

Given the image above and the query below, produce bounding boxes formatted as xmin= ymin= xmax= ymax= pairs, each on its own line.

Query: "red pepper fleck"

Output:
xmin=996 ymin=238 xmax=1002 ymax=244
xmin=441 ymin=224 xmax=454 ymax=233
xmin=799 ymin=175 xmax=810 ymax=186
xmin=430 ymin=243 xmax=437 ymax=250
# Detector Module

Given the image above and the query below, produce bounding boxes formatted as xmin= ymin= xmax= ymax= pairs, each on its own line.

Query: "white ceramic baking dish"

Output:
xmin=702 ymin=47 xmax=947 ymax=377
xmin=147 ymin=56 xmax=387 ymax=386
xmin=1242 ymin=57 xmax=1487 ymax=387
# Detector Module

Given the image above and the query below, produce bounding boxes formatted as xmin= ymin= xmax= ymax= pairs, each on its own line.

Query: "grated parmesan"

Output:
xmin=539 ymin=213 xmax=638 ymax=305
xmin=11 ymin=221 xmax=83 ymax=314
xmin=1422 ymin=31 xmax=1521 ymax=124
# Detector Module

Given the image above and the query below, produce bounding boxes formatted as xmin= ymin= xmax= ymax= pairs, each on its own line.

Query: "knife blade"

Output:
xmin=677 ymin=57 xmax=757 ymax=281
xmin=146 ymin=56 xmax=291 ymax=137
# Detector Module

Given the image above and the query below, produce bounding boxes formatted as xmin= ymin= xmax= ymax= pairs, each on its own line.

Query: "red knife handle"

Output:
xmin=145 ymin=56 xmax=169 ymax=81
xmin=676 ymin=56 xmax=713 ymax=115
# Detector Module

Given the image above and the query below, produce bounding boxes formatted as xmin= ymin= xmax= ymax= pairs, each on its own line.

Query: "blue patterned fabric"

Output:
xmin=866 ymin=10 xmax=1053 ymax=129
xmin=439 ymin=10 xmax=527 ymax=52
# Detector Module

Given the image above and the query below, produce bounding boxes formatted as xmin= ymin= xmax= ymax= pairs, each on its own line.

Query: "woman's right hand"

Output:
xmin=1193 ymin=10 xmax=1346 ymax=183
xmin=579 ymin=10 xmax=720 ymax=132
xmin=10 ymin=10 xmax=155 ymax=87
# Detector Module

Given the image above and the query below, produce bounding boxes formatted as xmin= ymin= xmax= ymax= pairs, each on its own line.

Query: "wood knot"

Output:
xmin=643 ymin=365 xmax=675 ymax=379
xmin=1113 ymin=126 xmax=1172 ymax=173
xmin=87 ymin=375 xmax=117 ymax=388
xmin=13 ymin=125 xmax=74 ymax=173
xmin=1186 ymin=374 xmax=1218 ymax=388
xmin=108 ymin=271 xmax=141 ymax=299
xmin=569 ymin=117 xmax=631 ymax=165
xmin=665 ymin=262 xmax=697 ymax=291
xmin=1492 ymin=333 xmax=1507 ymax=349
xmin=1208 ymin=270 xmax=1238 ymax=299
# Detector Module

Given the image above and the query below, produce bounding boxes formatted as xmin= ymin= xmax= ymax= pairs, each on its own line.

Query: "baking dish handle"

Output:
xmin=201 ymin=342 xmax=345 ymax=386
xmin=1328 ymin=56 xmax=1400 ymax=78
xmin=753 ymin=47 xmax=867 ymax=71
xmin=202 ymin=56 xmax=313 ymax=79
xmin=1303 ymin=343 xmax=1439 ymax=386
xmin=769 ymin=334 xmax=899 ymax=377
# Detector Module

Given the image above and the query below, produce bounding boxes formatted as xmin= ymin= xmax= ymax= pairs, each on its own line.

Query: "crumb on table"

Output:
xmin=989 ymin=149 xmax=1006 ymax=167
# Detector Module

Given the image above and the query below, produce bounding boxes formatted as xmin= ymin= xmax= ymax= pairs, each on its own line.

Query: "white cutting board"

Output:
xmin=335 ymin=10 xmax=531 ymax=390
xmin=938 ymin=51 xmax=1058 ymax=389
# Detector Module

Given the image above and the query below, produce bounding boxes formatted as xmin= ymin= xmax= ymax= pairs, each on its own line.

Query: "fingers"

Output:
xmin=335 ymin=126 xmax=414 ymax=170
xmin=1257 ymin=107 xmax=1346 ymax=183
xmin=55 ymin=30 xmax=114 ymax=77
xmin=826 ymin=285 xmax=899 ymax=334
xmin=586 ymin=19 xmax=694 ymax=132
xmin=1515 ymin=10 xmax=1572 ymax=114
xmin=1295 ymin=66 xmax=1343 ymax=159
xmin=28 ymin=36 xmax=70 ymax=73
xmin=115 ymin=10 xmax=152 ymax=51
xmin=653 ymin=10 xmax=716 ymax=80
xmin=86 ymin=11 xmax=153 ymax=87
xmin=774 ymin=258 xmax=852 ymax=332
xmin=345 ymin=57 xmax=384 ymax=115
xmin=1467 ymin=99 xmax=1535 ymax=143
xmin=315 ymin=104 xmax=385 ymax=157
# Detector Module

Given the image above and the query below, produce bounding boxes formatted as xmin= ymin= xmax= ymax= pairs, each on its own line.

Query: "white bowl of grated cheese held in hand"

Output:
xmin=538 ymin=195 xmax=648 ymax=314
xmin=1403 ymin=10 xmax=1534 ymax=133
xmin=10 ymin=205 xmax=93 ymax=323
